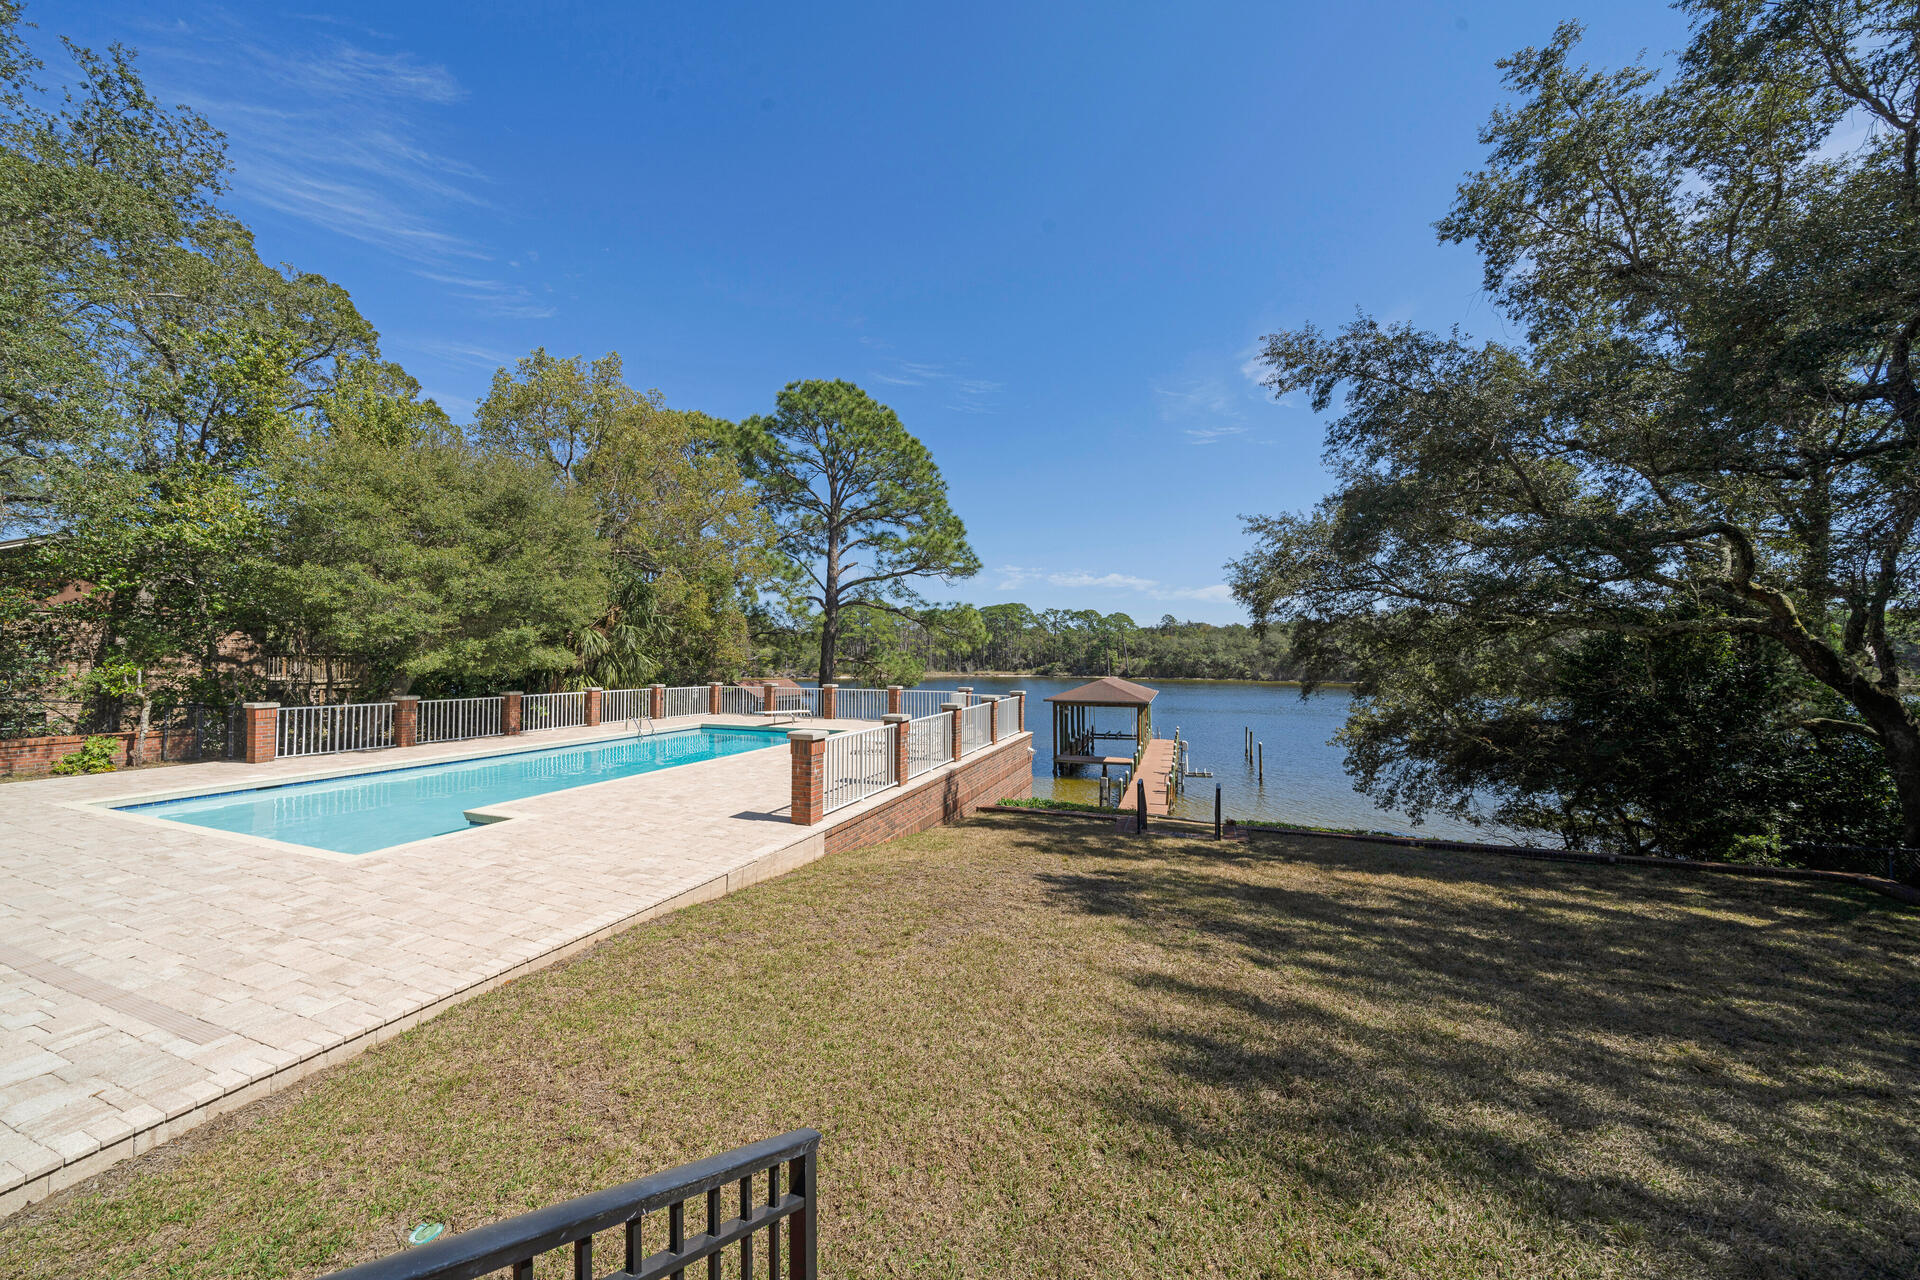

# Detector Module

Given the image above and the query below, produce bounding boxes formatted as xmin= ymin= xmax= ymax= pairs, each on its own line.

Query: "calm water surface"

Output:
xmin=906 ymin=676 xmax=1497 ymax=840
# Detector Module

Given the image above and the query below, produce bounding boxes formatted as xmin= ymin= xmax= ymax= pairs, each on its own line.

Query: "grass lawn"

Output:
xmin=3 ymin=813 xmax=1917 ymax=1278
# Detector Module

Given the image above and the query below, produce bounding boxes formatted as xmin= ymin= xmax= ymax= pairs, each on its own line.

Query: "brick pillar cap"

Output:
xmin=942 ymin=700 xmax=964 ymax=710
xmin=786 ymin=729 xmax=830 ymax=743
xmin=242 ymin=701 xmax=280 ymax=709
xmin=394 ymin=694 xmax=419 ymax=703
xmin=882 ymin=712 xmax=911 ymax=724
xmin=886 ymin=684 xmax=903 ymax=691
xmin=821 ymin=682 xmax=837 ymax=689
xmin=650 ymin=682 xmax=664 ymax=688
xmin=587 ymin=686 xmax=604 ymax=692
xmin=1010 ymin=689 xmax=1027 ymax=696
xmin=500 ymin=691 xmax=523 ymax=696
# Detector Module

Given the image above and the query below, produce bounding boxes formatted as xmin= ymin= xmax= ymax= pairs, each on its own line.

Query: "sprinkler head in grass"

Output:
xmin=408 ymin=1222 xmax=446 ymax=1246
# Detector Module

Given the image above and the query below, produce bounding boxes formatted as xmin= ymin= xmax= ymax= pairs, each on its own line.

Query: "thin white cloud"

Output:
xmin=398 ymin=337 xmax=522 ymax=370
xmin=132 ymin=12 xmax=546 ymax=329
xmin=1152 ymin=344 xmax=1296 ymax=444
xmin=865 ymin=355 xmax=1002 ymax=412
xmin=411 ymin=271 xmax=556 ymax=319
xmin=996 ymin=565 xmax=1235 ymax=605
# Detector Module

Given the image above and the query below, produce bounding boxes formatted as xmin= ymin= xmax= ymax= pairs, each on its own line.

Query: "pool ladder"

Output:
xmin=628 ymin=714 xmax=656 ymax=738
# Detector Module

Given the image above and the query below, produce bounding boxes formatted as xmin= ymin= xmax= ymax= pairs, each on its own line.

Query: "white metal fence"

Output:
xmin=600 ymin=688 xmax=647 ymax=722
xmin=960 ymin=701 xmax=992 ymax=756
xmin=906 ymin=712 xmax=950 ymax=778
xmin=903 ymin=689 xmax=952 ymax=718
xmin=666 ymin=685 xmax=706 ymax=718
xmin=277 ymin=702 xmax=394 ymax=757
xmin=522 ymin=691 xmax=587 ymax=731
xmin=822 ymin=723 xmax=897 ymax=813
xmin=720 ymin=686 xmax=761 ymax=716
xmin=417 ymin=696 xmax=502 ymax=744
xmin=771 ymin=686 xmax=818 ymax=716
xmin=836 ymin=687 xmax=888 ymax=721
xmin=998 ymin=693 xmax=1022 ymax=734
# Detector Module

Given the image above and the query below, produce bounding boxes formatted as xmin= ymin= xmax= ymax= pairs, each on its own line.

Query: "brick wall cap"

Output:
xmin=886 ymin=685 xmax=903 ymax=692
xmin=242 ymin=701 xmax=280 ymax=709
xmin=500 ymin=691 xmax=524 ymax=696
xmin=821 ymin=682 xmax=837 ymax=690
xmin=882 ymin=713 xmax=911 ymax=723
xmin=786 ymin=729 xmax=830 ymax=742
xmin=941 ymin=700 xmax=964 ymax=710
xmin=393 ymin=694 xmax=419 ymax=703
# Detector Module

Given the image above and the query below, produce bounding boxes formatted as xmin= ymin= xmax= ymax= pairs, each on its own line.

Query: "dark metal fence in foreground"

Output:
xmin=1787 ymin=843 xmax=1920 ymax=886
xmin=322 ymin=1129 xmax=821 ymax=1280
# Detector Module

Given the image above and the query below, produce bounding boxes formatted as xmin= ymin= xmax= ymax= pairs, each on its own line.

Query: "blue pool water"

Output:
xmin=120 ymin=726 xmax=789 ymax=855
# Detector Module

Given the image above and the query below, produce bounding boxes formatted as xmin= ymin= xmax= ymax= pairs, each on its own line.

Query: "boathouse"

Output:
xmin=1045 ymin=676 xmax=1157 ymax=777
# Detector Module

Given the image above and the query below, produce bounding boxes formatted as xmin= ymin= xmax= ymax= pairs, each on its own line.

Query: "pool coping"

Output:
xmin=54 ymin=717 xmax=849 ymax=865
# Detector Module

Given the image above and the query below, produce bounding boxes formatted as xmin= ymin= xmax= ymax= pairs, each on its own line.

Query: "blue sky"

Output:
xmin=46 ymin=0 xmax=1688 ymax=623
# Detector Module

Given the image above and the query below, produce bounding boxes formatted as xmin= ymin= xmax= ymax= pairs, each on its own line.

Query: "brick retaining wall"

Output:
xmin=0 ymin=728 xmax=203 ymax=776
xmin=826 ymin=734 xmax=1034 ymax=855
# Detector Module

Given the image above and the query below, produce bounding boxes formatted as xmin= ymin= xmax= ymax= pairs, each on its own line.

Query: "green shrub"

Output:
xmin=51 ymin=736 xmax=119 ymax=775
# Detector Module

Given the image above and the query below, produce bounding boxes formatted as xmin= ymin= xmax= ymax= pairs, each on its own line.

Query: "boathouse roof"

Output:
xmin=1045 ymin=676 xmax=1158 ymax=707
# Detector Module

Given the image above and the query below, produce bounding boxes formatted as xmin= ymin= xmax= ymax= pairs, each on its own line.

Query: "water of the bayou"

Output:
xmin=905 ymin=675 xmax=1498 ymax=841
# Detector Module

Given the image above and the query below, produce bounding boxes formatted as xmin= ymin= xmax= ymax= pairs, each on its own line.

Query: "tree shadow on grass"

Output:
xmin=1012 ymin=822 xmax=1920 ymax=1278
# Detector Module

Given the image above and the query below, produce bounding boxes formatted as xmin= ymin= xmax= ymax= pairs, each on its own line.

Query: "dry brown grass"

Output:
xmin=3 ymin=813 xmax=1916 ymax=1278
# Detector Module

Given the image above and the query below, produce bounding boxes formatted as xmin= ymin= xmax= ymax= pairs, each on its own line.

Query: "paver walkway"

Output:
xmin=0 ymin=714 xmax=899 ymax=1215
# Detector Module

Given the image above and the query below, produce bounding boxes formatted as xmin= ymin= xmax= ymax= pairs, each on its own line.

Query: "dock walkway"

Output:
xmin=1124 ymin=738 xmax=1179 ymax=817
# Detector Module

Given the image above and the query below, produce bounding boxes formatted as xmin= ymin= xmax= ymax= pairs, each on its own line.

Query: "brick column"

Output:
xmin=886 ymin=685 xmax=903 ymax=715
xmin=762 ymin=681 xmax=778 ymax=713
xmin=502 ymin=692 xmax=523 ymax=736
xmin=987 ymin=697 xmax=1000 ymax=742
xmin=1010 ymin=690 xmax=1026 ymax=732
xmin=820 ymin=684 xmax=837 ymax=719
xmin=585 ymin=687 xmax=603 ymax=727
xmin=242 ymin=702 xmax=278 ymax=764
xmin=394 ymin=696 xmax=419 ymax=748
xmin=944 ymin=700 xmax=964 ymax=761
xmin=884 ymin=712 xmax=910 ymax=782
xmin=650 ymin=684 xmax=666 ymax=719
xmin=709 ymin=682 xmax=723 ymax=714
xmin=788 ymin=729 xmax=828 ymax=824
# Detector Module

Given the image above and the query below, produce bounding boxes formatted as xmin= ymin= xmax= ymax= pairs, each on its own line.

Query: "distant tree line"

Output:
xmin=754 ymin=603 xmax=1316 ymax=686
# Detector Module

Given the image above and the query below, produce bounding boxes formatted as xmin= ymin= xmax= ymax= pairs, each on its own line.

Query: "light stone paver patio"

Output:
xmin=0 ymin=713 xmax=894 ymax=1216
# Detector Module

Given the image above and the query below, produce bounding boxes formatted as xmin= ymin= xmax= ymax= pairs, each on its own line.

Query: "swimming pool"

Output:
xmin=119 ymin=726 xmax=790 ymax=855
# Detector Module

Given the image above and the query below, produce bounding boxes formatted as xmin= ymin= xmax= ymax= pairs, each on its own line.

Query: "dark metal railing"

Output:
xmin=322 ymin=1129 xmax=821 ymax=1280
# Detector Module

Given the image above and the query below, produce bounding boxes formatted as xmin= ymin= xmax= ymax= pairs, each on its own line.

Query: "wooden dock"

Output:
xmin=1126 ymin=738 xmax=1179 ymax=817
